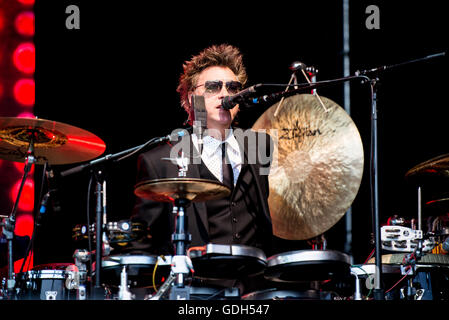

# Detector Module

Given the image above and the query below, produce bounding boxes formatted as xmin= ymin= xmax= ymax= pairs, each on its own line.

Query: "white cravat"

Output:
xmin=192 ymin=129 xmax=242 ymax=185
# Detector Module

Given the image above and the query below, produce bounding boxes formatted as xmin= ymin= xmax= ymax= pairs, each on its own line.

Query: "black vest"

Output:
xmin=198 ymin=159 xmax=260 ymax=247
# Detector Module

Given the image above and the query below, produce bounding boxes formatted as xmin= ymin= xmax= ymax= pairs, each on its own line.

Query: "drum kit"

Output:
xmin=1 ymin=55 xmax=448 ymax=301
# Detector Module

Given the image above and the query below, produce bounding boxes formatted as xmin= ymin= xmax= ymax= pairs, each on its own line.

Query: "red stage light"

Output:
xmin=14 ymin=253 xmax=33 ymax=273
xmin=14 ymin=213 xmax=34 ymax=237
xmin=0 ymin=10 xmax=5 ymax=32
xmin=14 ymin=11 xmax=35 ymax=36
xmin=16 ymin=0 xmax=35 ymax=5
xmin=14 ymin=214 xmax=34 ymax=272
xmin=13 ymin=42 xmax=35 ymax=74
xmin=10 ymin=178 xmax=35 ymax=212
xmin=13 ymin=78 xmax=35 ymax=106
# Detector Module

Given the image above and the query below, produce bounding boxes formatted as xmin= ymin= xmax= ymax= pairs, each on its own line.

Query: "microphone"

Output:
xmin=192 ymin=95 xmax=206 ymax=155
xmin=221 ymin=84 xmax=260 ymax=110
xmin=39 ymin=192 xmax=51 ymax=214
xmin=442 ymin=236 xmax=449 ymax=252
xmin=46 ymin=167 xmax=62 ymax=213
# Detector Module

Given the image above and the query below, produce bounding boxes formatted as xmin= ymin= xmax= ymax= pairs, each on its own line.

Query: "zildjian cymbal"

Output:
xmin=134 ymin=178 xmax=231 ymax=202
xmin=252 ymin=94 xmax=364 ymax=240
xmin=0 ymin=117 xmax=106 ymax=164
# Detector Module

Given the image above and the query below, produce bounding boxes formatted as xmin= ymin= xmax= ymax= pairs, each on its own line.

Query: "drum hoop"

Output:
xmin=242 ymin=288 xmax=323 ymax=300
xmin=102 ymin=254 xmax=172 ymax=268
xmin=267 ymin=250 xmax=351 ymax=267
xmin=190 ymin=244 xmax=267 ymax=262
xmin=26 ymin=269 xmax=67 ymax=280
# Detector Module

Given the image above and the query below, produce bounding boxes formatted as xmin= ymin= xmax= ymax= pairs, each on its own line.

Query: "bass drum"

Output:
xmin=16 ymin=263 xmax=81 ymax=300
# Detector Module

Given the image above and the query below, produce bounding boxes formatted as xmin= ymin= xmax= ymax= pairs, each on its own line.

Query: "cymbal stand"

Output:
xmin=59 ymin=133 xmax=176 ymax=299
xmin=169 ymin=197 xmax=193 ymax=300
xmin=416 ymin=186 xmax=424 ymax=258
xmin=2 ymin=132 xmax=36 ymax=297
xmin=91 ymin=169 xmax=109 ymax=299
xmin=399 ymin=186 xmax=425 ymax=300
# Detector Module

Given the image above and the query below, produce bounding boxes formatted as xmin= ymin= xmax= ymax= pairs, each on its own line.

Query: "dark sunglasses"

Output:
xmin=194 ymin=80 xmax=243 ymax=95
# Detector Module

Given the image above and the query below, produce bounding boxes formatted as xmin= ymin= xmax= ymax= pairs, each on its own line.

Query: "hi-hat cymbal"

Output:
xmin=134 ymin=178 xmax=231 ymax=202
xmin=252 ymin=94 xmax=364 ymax=240
xmin=0 ymin=117 xmax=106 ymax=165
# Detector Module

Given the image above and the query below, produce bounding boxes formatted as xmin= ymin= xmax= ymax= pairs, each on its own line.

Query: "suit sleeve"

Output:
xmin=128 ymin=151 xmax=174 ymax=254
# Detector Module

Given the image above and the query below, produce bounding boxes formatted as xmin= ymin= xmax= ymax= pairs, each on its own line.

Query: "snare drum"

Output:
xmin=16 ymin=263 xmax=79 ymax=300
xmin=265 ymin=250 xmax=352 ymax=283
xmin=188 ymin=244 xmax=267 ymax=280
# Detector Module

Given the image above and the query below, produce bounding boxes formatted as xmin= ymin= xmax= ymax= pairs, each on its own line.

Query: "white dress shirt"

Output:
xmin=191 ymin=129 xmax=242 ymax=186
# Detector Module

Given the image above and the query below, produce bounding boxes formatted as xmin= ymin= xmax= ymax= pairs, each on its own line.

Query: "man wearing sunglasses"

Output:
xmin=128 ymin=44 xmax=273 ymax=296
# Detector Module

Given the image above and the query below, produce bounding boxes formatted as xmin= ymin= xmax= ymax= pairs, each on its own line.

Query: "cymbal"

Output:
xmin=405 ymin=153 xmax=449 ymax=180
xmin=252 ymin=94 xmax=364 ymax=240
xmin=367 ymin=253 xmax=449 ymax=265
xmin=134 ymin=177 xmax=231 ymax=202
xmin=0 ymin=117 xmax=106 ymax=165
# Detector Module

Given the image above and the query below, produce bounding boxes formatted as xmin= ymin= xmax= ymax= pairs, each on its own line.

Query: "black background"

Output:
xmin=32 ymin=0 xmax=448 ymax=266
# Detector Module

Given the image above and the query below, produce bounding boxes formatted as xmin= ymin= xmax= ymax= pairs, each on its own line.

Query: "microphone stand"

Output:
xmin=59 ymin=134 xmax=174 ymax=299
xmin=60 ymin=135 xmax=170 ymax=178
xmin=355 ymin=51 xmax=445 ymax=300
xmin=248 ymin=51 xmax=445 ymax=301
xmin=249 ymin=75 xmax=368 ymax=106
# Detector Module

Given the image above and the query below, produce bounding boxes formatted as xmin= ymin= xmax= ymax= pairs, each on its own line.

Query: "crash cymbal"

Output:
xmin=134 ymin=177 xmax=231 ymax=202
xmin=252 ymin=94 xmax=364 ymax=240
xmin=0 ymin=117 xmax=106 ymax=164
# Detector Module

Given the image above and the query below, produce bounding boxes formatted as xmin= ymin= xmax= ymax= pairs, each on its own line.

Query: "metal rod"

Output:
xmin=95 ymin=178 xmax=102 ymax=289
xmin=342 ymin=0 xmax=353 ymax=262
xmin=418 ymin=186 xmax=422 ymax=231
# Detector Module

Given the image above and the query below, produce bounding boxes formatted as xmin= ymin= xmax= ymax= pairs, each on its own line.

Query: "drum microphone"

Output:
xmin=442 ymin=236 xmax=449 ymax=252
xmin=45 ymin=167 xmax=62 ymax=213
xmin=39 ymin=192 xmax=51 ymax=215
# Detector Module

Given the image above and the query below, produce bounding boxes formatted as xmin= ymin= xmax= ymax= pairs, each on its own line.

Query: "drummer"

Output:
xmin=127 ymin=44 xmax=274 ymax=293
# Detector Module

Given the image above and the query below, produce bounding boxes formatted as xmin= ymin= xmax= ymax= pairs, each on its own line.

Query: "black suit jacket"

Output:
xmin=129 ymin=128 xmax=273 ymax=255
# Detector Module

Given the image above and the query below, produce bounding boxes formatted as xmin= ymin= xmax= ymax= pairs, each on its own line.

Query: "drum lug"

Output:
xmin=45 ymin=291 xmax=58 ymax=300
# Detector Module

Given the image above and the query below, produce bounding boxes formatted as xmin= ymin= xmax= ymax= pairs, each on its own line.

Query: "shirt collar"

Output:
xmin=202 ymin=128 xmax=240 ymax=156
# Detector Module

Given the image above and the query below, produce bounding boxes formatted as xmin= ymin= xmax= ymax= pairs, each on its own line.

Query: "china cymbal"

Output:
xmin=0 ymin=117 xmax=106 ymax=165
xmin=134 ymin=178 xmax=231 ymax=202
xmin=252 ymin=94 xmax=364 ymax=240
